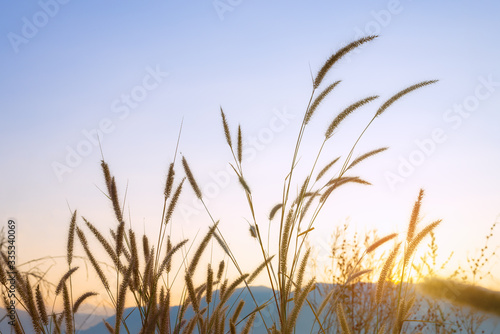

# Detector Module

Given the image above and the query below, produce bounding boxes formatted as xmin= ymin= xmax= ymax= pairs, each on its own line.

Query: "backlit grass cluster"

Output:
xmin=1 ymin=36 xmax=498 ymax=334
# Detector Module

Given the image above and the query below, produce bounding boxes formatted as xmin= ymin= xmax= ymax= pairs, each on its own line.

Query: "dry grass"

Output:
xmin=0 ymin=36 xmax=496 ymax=334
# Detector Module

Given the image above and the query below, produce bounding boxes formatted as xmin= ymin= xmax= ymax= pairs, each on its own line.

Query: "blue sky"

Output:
xmin=1 ymin=0 xmax=500 ymax=304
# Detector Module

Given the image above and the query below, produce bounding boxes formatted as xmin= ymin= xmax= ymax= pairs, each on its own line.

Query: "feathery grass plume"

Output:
xmin=217 ymin=260 xmax=225 ymax=281
xmin=377 ymin=324 xmax=386 ymax=334
xmin=165 ymin=178 xmax=185 ymax=224
xmin=213 ymin=231 xmax=230 ymax=256
xmin=300 ymin=191 xmax=320 ymax=222
xmin=0 ymin=257 xmax=6 ymax=285
xmin=230 ymin=319 xmax=237 ymax=334
xmin=241 ymin=312 xmax=256 ymax=334
xmin=160 ymin=288 xmax=171 ymax=334
xmin=218 ymin=278 xmax=229 ymax=302
xmin=142 ymin=234 xmax=150 ymax=263
xmin=109 ymin=177 xmax=123 ymax=222
xmin=220 ymin=107 xmax=232 ymax=148
xmin=103 ymin=320 xmax=114 ymax=333
xmin=269 ymin=203 xmax=283 ymax=220
xmin=55 ymin=267 xmax=79 ymax=295
xmin=165 ymin=236 xmax=172 ymax=273
xmin=320 ymin=177 xmax=371 ymax=202
xmin=316 ymin=156 xmax=340 ymax=181
xmin=249 ymin=224 xmax=257 ymax=238
xmin=345 ymin=269 xmax=373 ymax=285
xmin=248 ymin=255 xmax=275 ymax=284
xmin=35 ymin=285 xmax=48 ymax=326
xmin=76 ymin=227 xmax=110 ymax=289
xmin=139 ymin=310 xmax=162 ymax=334
xmin=62 ymin=284 xmax=73 ymax=334
xmin=219 ymin=274 xmax=250 ymax=307
xmin=376 ymin=242 xmax=401 ymax=304
xmin=185 ymin=271 xmax=200 ymax=313
xmin=295 ymin=248 xmax=311 ymax=295
xmin=419 ymin=277 xmax=500 ymax=316
xmin=284 ymin=278 xmax=315 ymax=333
xmin=238 ymin=175 xmax=251 ymax=194
xmin=304 ymin=81 xmax=341 ymax=124
xmin=164 ymin=162 xmax=175 ymax=199
xmin=375 ymin=80 xmax=438 ymax=117
xmin=237 ymin=125 xmax=242 ymax=164
xmin=73 ymin=291 xmax=97 ymax=313
xmin=407 ymin=189 xmax=424 ymax=243
xmin=366 ymin=233 xmax=398 ymax=253
xmin=347 ymin=147 xmax=388 ymax=170
xmin=213 ymin=312 xmax=223 ymax=334
xmin=21 ymin=274 xmax=42 ymax=333
xmin=232 ymin=299 xmax=245 ymax=324
xmin=325 ymin=95 xmax=379 ymax=139
xmin=336 ymin=302 xmax=352 ymax=334
xmin=206 ymin=264 xmax=214 ymax=304
xmin=67 ymin=210 xmax=77 ymax=266
xmin=294 ymin=176 xmax=310 ymax=206
xmin=314 ymin=35 xmax=377 ymax=89
xmin=188 ymin=222 xmax=219 ymax=275
xmin=116 ymin=220 xmax=125 ymax=259
xmin=182 ymin=156 xmax=202 ymax=199
xmin=83 ymin=217 xmax=120 ymax=269
xmin=142 ymin=247 xmax=155 ymax=291
xmin=110 ymin=229 xmax=131 ymax=262
xmin=128 ymin=229 xmax=140 ymax=290
xmin=279 ymin=208 xmax=294 ymax=276
xmin=392 ymin=295 xmax=415 ymax=334
xmin=157 ymin=239 xmax=189 ymax=278
xmin=404 ymin=220 xmax=442 ymax=268
xmin=115 ymin=263 xmax=133 ymax=334
xmin=51 ymin=313 xmax=62 ymax=334
xmin=184 ymin=315 xmax=199 ymax=334
xmin=101 ymin=160 xmax=113 ymax=195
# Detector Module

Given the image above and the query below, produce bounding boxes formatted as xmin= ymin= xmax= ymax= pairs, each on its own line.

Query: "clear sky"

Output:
xmin=1 ymin=0 xmax=500 ymax=308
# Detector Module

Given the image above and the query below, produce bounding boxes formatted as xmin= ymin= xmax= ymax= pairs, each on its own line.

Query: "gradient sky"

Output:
xmin=1 ymin=0 xmax=500 ymax=308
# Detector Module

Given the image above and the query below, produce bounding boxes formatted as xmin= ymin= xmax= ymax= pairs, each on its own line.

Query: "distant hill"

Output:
xmin=2 ymin=284 xmax=499 ymax=333
xmin=80 ymin=284 xmax=500 ymax=334
xmin=0 ymin=308 xmax=103 ymax=333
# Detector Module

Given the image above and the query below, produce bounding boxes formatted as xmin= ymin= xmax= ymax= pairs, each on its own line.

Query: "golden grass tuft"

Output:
xmin=164 ymin=162 xmax=175 ymax=199
xmin=182 ymin=155 xmax=203 ymax=199
xmin=407 ymin=189 xmax=424 ymax=243
xmin=304 ymin=80 xmax=341 ymax=124
xmin=35 ymin=285 xmax=48 ymax=326
xmin=375 ymin=80 xmax=438 ymax=117
xmin=220 ymin=107 xmax=232 ymax=148
xmin=67 ymin=210 xmax=77 ymax=266
xmin=314 ymin=35 xmax=377 ymax=89
xmin=366 ymin=232 xmax=397 ymax=254
xmin=376 ymin=242 xmax=401 ymax=304
xmin=55 ymin=267 xmax=79 ymax=295
xmin=335 ymin=302 xmax=352 ymax=334
xmin=325 ymin=96 xmax=379 ymax=139
xmin=316 ymin=156 xmax=340 ymax=181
